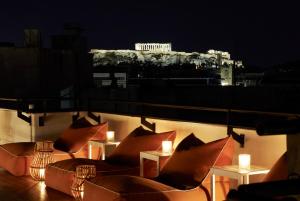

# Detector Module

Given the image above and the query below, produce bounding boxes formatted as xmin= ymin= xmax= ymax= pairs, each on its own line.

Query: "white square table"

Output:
xmin=88 ymin=140 xmax=120 ymax=160
xmin=210 ymin=165 xmax=270 ymax=201
xmin=139 ymin=151 xmax=172 ymax=177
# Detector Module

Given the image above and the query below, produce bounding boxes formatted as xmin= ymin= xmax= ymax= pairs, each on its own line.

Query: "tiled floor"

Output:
xmin=0 ymin=169 xmax=74 ymax=201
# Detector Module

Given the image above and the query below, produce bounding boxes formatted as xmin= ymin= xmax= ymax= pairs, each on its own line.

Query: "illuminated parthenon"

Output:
xmin=135 ymin=43 xmax=172 ymax=52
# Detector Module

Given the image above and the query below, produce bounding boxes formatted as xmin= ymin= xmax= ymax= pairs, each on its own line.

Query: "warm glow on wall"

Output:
xmin=106 ymin=131 xmax=115 ymax=142
xmin=162 ymin=140 xmax=172 ymax=154
xmin=239 ymin=154 xmax=251 ymax=170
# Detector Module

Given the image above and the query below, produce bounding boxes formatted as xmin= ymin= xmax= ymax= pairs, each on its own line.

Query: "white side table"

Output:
xmin=88 ymin=140 xmax=120 ymax=160
xmin=210 ymin=165 xmax=270 ymax=201
xmin=140 ymin=151 xmax=172 ymax=177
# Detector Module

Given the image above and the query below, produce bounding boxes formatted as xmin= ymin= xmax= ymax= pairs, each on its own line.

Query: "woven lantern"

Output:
xmin=71 ymin=165 xmax=96 ymax=201
xmin=29 ymin=141 xmax=54 ymax=181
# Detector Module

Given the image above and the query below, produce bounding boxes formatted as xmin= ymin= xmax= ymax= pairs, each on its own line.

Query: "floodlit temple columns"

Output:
xmin=135 ymin=43 xmax=172 ymax=52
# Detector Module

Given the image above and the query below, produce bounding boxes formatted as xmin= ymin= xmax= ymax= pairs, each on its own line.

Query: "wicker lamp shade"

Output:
xmin=71 ymin=165 xmax=97 ymax=201
xmin=30 ymin=141 xmax=54 ymax=181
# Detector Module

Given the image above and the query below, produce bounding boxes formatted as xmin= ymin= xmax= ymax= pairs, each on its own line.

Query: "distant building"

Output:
xmin=207 ymin=49 xmax=231 ymax=60
xmin=91 ymin=46 xmax=244 ymax=88
xmin=207 ymin=49 xmax=243 ymax=68
xmin=24 ymin=29 xmax=41 ymax=48
xmin=135 ymin=43 xmax=172 ymax=52
xmin=93 ymin=71 xmax=127 ymax=88
xmin=220 ymin=65 xmax=233 ymax=86
xmin=236 ymin=73 xmax=264 ymax=86
xmin=0 ymin=25 xmax=92 ymax=103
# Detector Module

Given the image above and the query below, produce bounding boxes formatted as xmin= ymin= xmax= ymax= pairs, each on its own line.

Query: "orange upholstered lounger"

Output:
xmin=0 ymin=117 xmax=107 ymax=176
xmin=83 ymin=134 xmax=235 ymax=201
xmin=45 ymin=126 xmax=176 ymax=196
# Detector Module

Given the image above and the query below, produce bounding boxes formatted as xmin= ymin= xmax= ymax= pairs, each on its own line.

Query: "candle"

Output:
xmin=239 ymin=154 xmax=251 ymax=170
xmin=39 ymin=168 xmax=45 ymax=180
xmin=162 ymin=140 xmax=172 ymax=154
xmin=80 ymin=191 xmax=84 ymax=200
xmin=106 ymin=131 xmax=115 ymax=142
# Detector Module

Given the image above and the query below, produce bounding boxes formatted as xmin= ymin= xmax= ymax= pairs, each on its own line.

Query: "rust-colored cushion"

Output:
xmin=175 ymin=133 xmax=205 ymax=151
xmin=157 ymin=134 xmax=234 ymax=189
xmin=70 ymin=117 xmax=94 ymax=128
xmin=263 ymin=152 xmax=288 ymax=182
xmin=45 ymin=158 xmax=140 ymax=196
xmin=54 ymin=119 xmax=107 ymax=153
xmin=83 ymin=175 xmax=208 ymax=201
xmin=106 ymin=126 xmax=176 ymax=166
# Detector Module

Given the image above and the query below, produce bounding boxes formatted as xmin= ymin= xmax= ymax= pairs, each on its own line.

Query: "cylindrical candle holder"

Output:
xmin=30 ymin=141 xmax=54 ymax=181
xmin=71 ymin=165 xmax=97 ymax=201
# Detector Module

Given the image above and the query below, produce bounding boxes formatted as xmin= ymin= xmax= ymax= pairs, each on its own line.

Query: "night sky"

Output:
xmin=0 ymin=1 xmax=299 ymax=67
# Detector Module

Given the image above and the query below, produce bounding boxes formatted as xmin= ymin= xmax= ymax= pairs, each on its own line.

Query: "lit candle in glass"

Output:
xmin=162 ymin=140 xmax=172 ymax=154
xmin=80 ymin=191 xmax=84 ymax=200
xmin=239 ymin=154 xmax=251 ymax=170
xmin=106 ymin=131 xmax=115 ymax=142
xmin=39 ymin=168 xmax=45 ymax=180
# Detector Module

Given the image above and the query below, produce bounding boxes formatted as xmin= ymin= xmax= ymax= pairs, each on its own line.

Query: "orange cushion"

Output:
xmin=106 ymin=126 xmax=176 ymax=166
xmin=263 ymin=152 xmax=288 ymax=182
xmin=45 ymin=158 xmax=140 ymax=196
xmin=70 ymin=117 xmax=95 ymax=128
xmin=54 ymin=119 xmax=107 ymax=153
xmin=157 ymin=134 xmax=234 ymax=189
xmin=175 ymin=133 xmax=205 ymax=151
